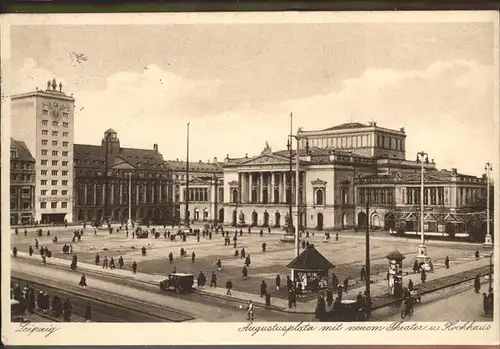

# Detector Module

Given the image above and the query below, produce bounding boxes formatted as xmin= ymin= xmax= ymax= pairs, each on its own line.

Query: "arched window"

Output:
xmin=315 ymin=188 xmax=324 ymax=205
xmin=232 ymin=189 xmax=238 ymax=203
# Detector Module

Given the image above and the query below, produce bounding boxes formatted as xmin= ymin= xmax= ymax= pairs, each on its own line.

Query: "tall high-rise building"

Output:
xmin=11 ymin=79 xmax=75 ymax=224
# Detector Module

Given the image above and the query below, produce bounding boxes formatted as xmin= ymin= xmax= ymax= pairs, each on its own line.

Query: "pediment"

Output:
xmin=239 ymin=153 xmax=289 ymax=166
xmin=109 ymin=157 xmax=135 ymax=170
xmin=311 ymin=178 xmax=327 ymax=186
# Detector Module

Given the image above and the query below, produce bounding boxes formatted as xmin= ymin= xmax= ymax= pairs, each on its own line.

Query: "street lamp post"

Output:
xmin=484 ymin=162 xmax=493 ymax=247
xmin=415 ymin=151 xmax=431 ymax=266
xmin=286 ymin=113 xmax=294 ymax=235
xmin=127 ymin=172 xmax=132 ymax=226
xmin=185 ymin=122 xmax=190 ymax=229
xmin=103 ymin=133 xmax=110 ymax=223
xmin=488 ymin=253 xmax=494 ymax=292
xmin=365 ymin=198 xmax=371 ymax=315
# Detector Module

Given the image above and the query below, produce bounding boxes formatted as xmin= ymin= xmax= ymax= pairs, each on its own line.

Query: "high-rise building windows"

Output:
xmin=51 ymin=190 xmax=58 ymax=195
xmin=42 ymin=110 xmax=48 ymax=115
xmin=51 ymin=180 xmax=58 ymax=185
xmin=52 ymin=160 xmax=58 ymax=166
xmin=52 ymin=121 xmax=59 ymax=127
xmin=63 ymin=122 xmax=69 ymax=128
xmin=41 ymin=190 xmax=47 ymax=195
xmin=62 ymin=171 xmax=68 ymax=176
xmin=62 ymin=151 xmax=68 ymax=156
xmin=41 ymin=150 xmax=48 ymax=155
xmin=62 ymin=190 xmax=68 ymax=196
xmin=61 ymin=202 xmax=68 ymax=208
xmin=42 ymin=130 xmax=48 ymax=135
xmin=52 ymin=140 xmax=58 ymax=146
xmin=62 ymin=112 xmax=69 ymax=119
xmin=62 ymin=161 xmax=68 ymax=166
xmin=40 ymin=202 xmax=47 ymax=209
xmin=52 ymin=131 xmax=59 ymax=136
xmin=51 ymin=202 xmax=57 ymax=209
xmin=52 ymin=170 xmax=58 ymax=176
xmin=52 ymin=151 xmax=58 ymax=156
xmin=41 ymin=160 xmax=48 ymax=165
xmin=41 ymin=140 xmax=48 ymax=145
xmin=41 ymin=170 xmax=47 ymax=176
xmin=63 ymin=142 xmax=69 ymax=147
xmin=63 ymin=132 xmax=69 ymax=137
xmin=62 ymin=180 xmax=68 ymax=186
xmin=41 ymin=180 xmax=47 ymax=185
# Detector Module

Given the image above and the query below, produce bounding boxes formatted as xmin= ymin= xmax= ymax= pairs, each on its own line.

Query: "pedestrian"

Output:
xmin=35 ymin=239 xmax=39 ymax=250
xmin=192 ymin=252 xmax=196 ymax=263
xmin=413 ymin=260 xmax=419 ymax=273
xmin=79 ymin=274 xmax=87 ymax=289
xmin=70 ymin=254 xmax=78 ymax=270
xmin=343 ymin=277 xmax=349 ymax=293
xmin=63 ymin=298 xmax=72 ymax=322
xmin=242 ymin=265 xmax=248 ymax=279
xmin=226 ymin=279 xmax=233 ymax=295
xmin=315 ymin=295 xmax=326 ymax=321
xmin=286 ymin=275 xmax=293 ymax=291
xmin=332 ymin=273 xmax=338 ymax=290
xmin=132 ymin=261 xmax=137 ymax=274
xmin=408 ymin=279 xmax=414 ymax=291
xmin=276 ymin=274 xmax=281 ymax=291
xmin=301 ymin=240 xmax=306 ymax=249
xmin=360 ymin=265 xmax=366 ymax=281
xmin=262 ymin=242 xmax=266 ymax=252
xmin=103 ymin=256 xmax=108 ymax=269
xmin=246 ymin=300 xmax=254 ymax=320
xmin=141 ymin=246 xmax=147 ymax=256
xmin=28 ymin=245 xmax=33 ymax=256
xmin=483 ymin=293 xmax=489 ymax=316
xmin=245 ymin=255 xmax=251 ymax=267
xmin=169 ymin=252 xmax=174 ymax=264
xmin=421 ymin=268 xmax=427 ymax=283
xmin=475 ymin=250 xmax=480 ymax=259
xmin=110 ymin=257 xmax=115 ymax=269
xmin=445 ymin=256 xmax=450 ymax=269
xmin=241 ymin=248 xmax=246 ymax=259
xmin=474 ymin=274 xmax=481 ymax=293
xmin=216 ymin=259 xmax=222 ymax=271
xmin=118 ymin=256 xmax=124 ymax=269
xmin=13 ymin=246 xmax=18 ymax=257
xmin=260 ymin=280 xmax=267 ymax=297
xmin=211 ymin=272 xmax=217 ymax=287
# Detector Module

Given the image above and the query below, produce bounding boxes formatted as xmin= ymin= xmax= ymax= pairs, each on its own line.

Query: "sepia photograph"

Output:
xmin=1 ymin=11 xmax=499 ymax=346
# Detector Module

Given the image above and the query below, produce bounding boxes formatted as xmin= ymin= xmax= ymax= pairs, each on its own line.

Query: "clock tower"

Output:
xmin=11 ymin=79 xmax=76 ymax=224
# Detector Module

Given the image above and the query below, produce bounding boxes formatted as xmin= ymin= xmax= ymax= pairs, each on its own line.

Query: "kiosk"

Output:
xmin=287 ymin=244 xmax=335 ymax=290
xmin=386 ymin=250 xmax=405 ymax=297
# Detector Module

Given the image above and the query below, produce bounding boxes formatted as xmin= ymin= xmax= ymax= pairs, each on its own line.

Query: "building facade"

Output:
xmin=11 ymin=80 xmax=75 ymax=223
xmin=221 ymin=122 xmax=486 ymax=235
xmin=165 ymin=159 xmax=223 ymax=223
xmin=10 ymin=139 xmax=36 ymax=225
xmin=73 ymin=129 xmax=175 ymax=224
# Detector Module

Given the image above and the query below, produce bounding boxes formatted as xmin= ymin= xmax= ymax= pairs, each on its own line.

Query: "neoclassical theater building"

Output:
xmin=222 ymin=122 xmax=488 ymax=237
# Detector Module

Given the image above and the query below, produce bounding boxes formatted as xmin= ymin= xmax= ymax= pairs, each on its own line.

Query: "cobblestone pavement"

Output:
xmin=10 ymin=224 xmax=488 ymax=300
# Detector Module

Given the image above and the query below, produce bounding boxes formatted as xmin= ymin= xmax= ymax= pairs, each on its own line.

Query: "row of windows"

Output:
xmin=40 ymin=201 xmax=68 ymax=209
xmin=11 ymin=162 xmax=34 ymax=170
xmin=77 ymin=170 xmax=169 ymax=179
xmin=304 ymin=134 xmax=405 ymax=151
xmin=183 ymin=188 xmax=210 ymax=202
xmin=376 ymin=134 xmax=404 ymax=151
xmin=40 ymin=170 xmax=69 ymax=176
xmin=406 ymin=187 xmax=445 ymax=205
xmin=41 ymin=189 xmax=68 ymax=196
xmin=41 ymin=160 xmax=69 ymax=166
xmin=11 ymin=202 xmax=32 ymax=210
xmin=76 ymin=183 xmax=171 ymax=206
xmin=41 ymin=119 xmax=69 ymax=127
xmin=40 ymin=180 xmax=68 ymax=186
xmin=359 ymin=188 xmax=394 ymax=204
xmin=41 ymin=130 xmax=70 ymax=137
xmin=41 ymin=140 xmax=70 ymax=147
xmin=11 ymin=188 xmax=31 ymax=195
xmin=11 ymin=174 xmax=33 ymax=182
xmin=42 ymin=110 xmax=69 ymax=118
xmin=41 ymin=150 xmax=69 ymax=156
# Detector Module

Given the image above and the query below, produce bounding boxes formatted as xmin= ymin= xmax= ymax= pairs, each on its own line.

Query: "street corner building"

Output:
xmin=221 ymin=122 xmax=492 ymax=242
xmin=166 ymin=158 xmax=224 ymax=223
xmin=10 ymin=79 xmax=75 ymax=224
xmin=73 ymin=129 xmax=176 ymax=225
xmin=10 ymin=138 xmax=36 ymax=225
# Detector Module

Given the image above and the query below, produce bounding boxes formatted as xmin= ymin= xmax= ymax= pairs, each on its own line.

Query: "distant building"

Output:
xmin=10 ymin=139 xmax=36 ymax=225
xmin=165 ymin=159 xmax=223 ymax=223
xmin=11 ymin=80 xmax=75 ymax=223
xmin=73 ymin=129 xmax=175 ymax=224
xmin=221 ymin=122 xmax=487 ymax=238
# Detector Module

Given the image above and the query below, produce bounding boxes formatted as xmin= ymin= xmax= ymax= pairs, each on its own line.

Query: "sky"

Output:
xmin=6 ymin=17 xmax=498 ymax=176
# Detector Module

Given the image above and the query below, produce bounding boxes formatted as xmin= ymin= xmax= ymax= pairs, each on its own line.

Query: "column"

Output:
xmin=249 ymin=173 xmax=253 ymax=203
xmin=151 ymin=183 xmax=155 ymax=204
xmin=283 ymin=172 xmax=287 ymax=202
xmin=159 ymin=183 xmax=162 ymax=203
xmin=271 ymin=172 xmax=275 ymax=203
xmin=246 ymin=173 xmax=250 ymax=202
xmin=120 ymin=183 xmax=123 ymax=204
xmin=259 ymin=172 xmax=264 ymax=203
xmin=93 ymin=184 xmax=97 ymax=205
xmin=110 ymin=184 xmax=114 ymax=205
xmin=84 ymin=184 xmax=88 ymax=205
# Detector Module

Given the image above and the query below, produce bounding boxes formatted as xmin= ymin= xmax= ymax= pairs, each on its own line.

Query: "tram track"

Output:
xmin=12 ymin=272 xmax=195 ymax=323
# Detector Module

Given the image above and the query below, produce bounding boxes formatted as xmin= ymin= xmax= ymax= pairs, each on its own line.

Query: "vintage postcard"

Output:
xmin=1 ymin=11 xmax=499 ymax=346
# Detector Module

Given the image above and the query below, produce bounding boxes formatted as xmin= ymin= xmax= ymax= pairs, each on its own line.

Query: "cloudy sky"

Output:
xmin=6 ymin=15 xmax=498 ymax=176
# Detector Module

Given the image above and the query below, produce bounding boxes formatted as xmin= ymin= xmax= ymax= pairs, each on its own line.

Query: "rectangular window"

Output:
xmin=41 ymin=150 xmax=48 ymax=155
xmin=52 ymin=131 xmax=59 ymax=136
xmin=42 ymin=130 xmax=48 ymax=135
xmin=40 ymin=202 xmax=47 ymax=209
xmin=41 ymin=160 xmax=48 ymax=165
xmin=423 ymin=188 xmax=429 ymax=205
xmin=51 ymin=170 xmax=58 ymax=176
xmin=438 ymin=188 xmax=444 ymax=205
xmin=61 ymin=202 xmax=68 ymax=208
xmin=51 ymin=202 xmax=57 ymax=209
xmin=41 ymin=170 xmax=47 ymax=176
xmin=41 ymin=140 xmax=48 ymax=145
xmin=52 ymin=151 xmax=58 ymax=156
xmin=63 ymin=112 xmax=69 ymax=118
xmin=62 ymin=151 xmax=68 ymax=156
xmin=41 ymin=190 xmax=47 ymax=195
xmin=52 ymin=160 xmax=58 ymax=166
xmin=42 ymin=119 xmax=48 ymax=126
xmin=63 ymin=132 xmax=69 ymax=137
xmin=62 ymin=171 xmax=68 ymax=176
xmin=62 ymin=180 xmax=68 ymax=186
xmin=63 ymin=141 xmax=69 ymax=147
xmin=51 ymin=180 xmax=58 ymax=185
xmin=42 ymin=110 xmax=48 ymax=116
xmin=62 ymin=190 xmax=68 ymax=196
xmin=23 ymin=202 xmax=30 ymax=209
xmin=63 ymin=122 xmax=69 ymax=128
xmin=41 ymin=180 xmax=47 ymax=185
xmin=52 ymin=121 xmax=58 ymax=127
xmin=51 ymin=190 xmax=58 ymax=195
xmin=52 ymin=140 xmax=58 ymax=146
xmin=62 ymin=161 xmax=68 ymax=166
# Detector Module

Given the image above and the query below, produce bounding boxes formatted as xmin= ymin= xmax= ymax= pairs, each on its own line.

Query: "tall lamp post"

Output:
xmin=290 ymin=131 xmax=308 ymax=257
xmin=185 ymin=122 xmax=190 ymax=228
xmin=365 ymin=194 xmax=371 ymax=315
xmin=484 ymin=162 xmax=493 ymax=247
xmin=286 ymin=113 xmax=295 ymax=235
xmin=415 ymin=151 xmax=431 ymax=265
xmin=103 ymin=132 xmax=111 ymax=224
xmin=127 ymin=172 xmax=132 ymax=226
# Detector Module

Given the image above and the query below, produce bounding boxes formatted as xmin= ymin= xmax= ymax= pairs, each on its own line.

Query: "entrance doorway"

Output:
xmin=252 ymin=211 xmax=258 ymax=226
xmin=317 ymin=213 xmax=324 ymax=230
xmin=263 ymin=211 xmax=269 ymax=227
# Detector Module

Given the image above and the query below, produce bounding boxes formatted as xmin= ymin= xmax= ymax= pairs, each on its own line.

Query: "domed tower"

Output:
xmin=102 ymin=128 xmax=120 ymax=155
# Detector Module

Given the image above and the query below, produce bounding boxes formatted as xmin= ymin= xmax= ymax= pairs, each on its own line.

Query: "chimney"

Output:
xmin=153 ymin=144 xmax=158 ymax=153
xmin=451 ymin=168 xmax=457 ymax=176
